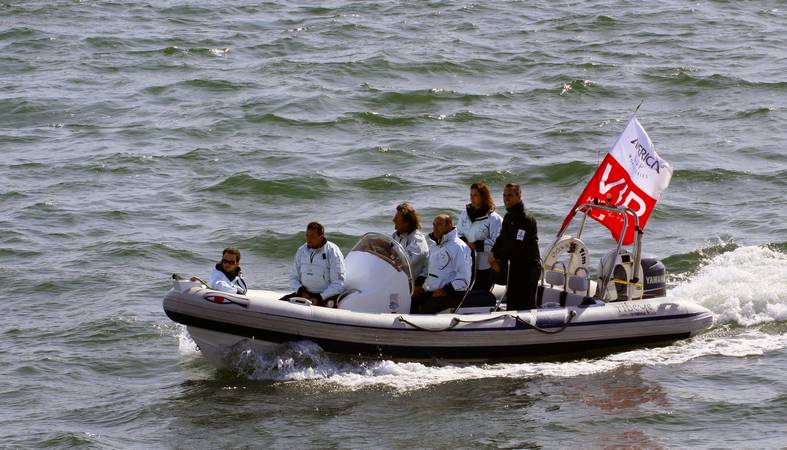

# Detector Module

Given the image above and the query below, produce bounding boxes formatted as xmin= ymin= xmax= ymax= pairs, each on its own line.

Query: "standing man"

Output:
xmin=283 ymin=222 xmax=346 ymax=307
xmin=489 ymin=183 xmax=541 ymax=310
xmin=415 ymin=214 xmax=472 ymax=314
xmin=392 ymin=202 xmax=430 ymax=297
xmin=209 ymin=247 xmax=248 ymax=294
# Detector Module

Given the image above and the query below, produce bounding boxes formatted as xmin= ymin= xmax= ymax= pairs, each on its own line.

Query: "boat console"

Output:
xmin=338 ymin=233 xmax=414 ymax=314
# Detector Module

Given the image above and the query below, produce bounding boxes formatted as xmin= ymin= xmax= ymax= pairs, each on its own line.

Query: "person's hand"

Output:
xmin=467 ymin=241 xmax=476 ymax=250
xmin=489 ymin=255 xmax=501 ymax=272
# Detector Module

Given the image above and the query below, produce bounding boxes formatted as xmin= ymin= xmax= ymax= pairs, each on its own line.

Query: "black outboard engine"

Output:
xmin=640 ymin=256 xmax=667 ymax=299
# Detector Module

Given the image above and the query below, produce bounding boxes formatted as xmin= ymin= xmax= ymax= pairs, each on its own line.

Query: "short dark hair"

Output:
xmin=395 ymin=202 xmax=421 ymax=233
xmin=306 ymin=222 xmax=325 ymax=236
xmin=504 ymin=183 xmax=521 ymax=196
xmin=223 ymin=247 xmax=241 ymax=261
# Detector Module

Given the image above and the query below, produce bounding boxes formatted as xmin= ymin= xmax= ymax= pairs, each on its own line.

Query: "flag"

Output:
xmin=560 ymin=117 xmax=673 ymax=244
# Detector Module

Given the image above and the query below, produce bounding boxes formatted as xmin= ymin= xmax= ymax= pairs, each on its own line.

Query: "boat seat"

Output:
xmin=537 ymin=285 xmax=598 ymax=308
xmin=568 ymin=276 xmax=588 ymax=292
xmin=544 ymin=270 xmax=566 ymax=289
xmin=567 ymin=267 xmax=590 ymax=296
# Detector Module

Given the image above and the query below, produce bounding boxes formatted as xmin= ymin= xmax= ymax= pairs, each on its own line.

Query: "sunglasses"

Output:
xmin=221 ymin=258 xmax=238 ymax=265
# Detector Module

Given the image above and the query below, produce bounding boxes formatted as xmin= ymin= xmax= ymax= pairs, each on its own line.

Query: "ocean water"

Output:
xmin=1 ymin=1 xmax=786 ymax=448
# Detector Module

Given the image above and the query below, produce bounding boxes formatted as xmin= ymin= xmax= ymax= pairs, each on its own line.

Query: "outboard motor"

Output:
xmin=640 ymin=256 xmax=667 ymax=299
xmin=599 ymin=251 xmax=667 ymax=301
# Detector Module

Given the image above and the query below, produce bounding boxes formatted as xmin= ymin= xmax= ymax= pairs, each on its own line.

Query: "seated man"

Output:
xmin=413 ymin=214 xmax=472 ymax=314
xmin=208 ymin=247 xmax=248 ymax=294
xmin=281 ymin=222 xmax=346 ymax=307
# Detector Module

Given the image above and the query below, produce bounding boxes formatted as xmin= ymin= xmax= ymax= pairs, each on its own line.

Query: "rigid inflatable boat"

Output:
xmin=163 ymin=203 xmax=713 ymax=367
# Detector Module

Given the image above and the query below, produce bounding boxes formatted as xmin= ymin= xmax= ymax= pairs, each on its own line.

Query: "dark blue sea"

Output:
xmin=1 ymin=1 xmax=786 ymax=448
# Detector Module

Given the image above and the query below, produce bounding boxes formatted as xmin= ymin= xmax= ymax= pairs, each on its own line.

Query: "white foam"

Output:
xmin=219 ymin=329 xmax=780 ymax=392
xmin=176 ymin=325 xmax=199 ymax=355
xmin=670 ymin=245 xmax=787 ymax=326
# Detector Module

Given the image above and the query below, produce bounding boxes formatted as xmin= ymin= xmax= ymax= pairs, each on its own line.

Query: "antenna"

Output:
xmin=633 ymin=98 xmax=644 ymax=115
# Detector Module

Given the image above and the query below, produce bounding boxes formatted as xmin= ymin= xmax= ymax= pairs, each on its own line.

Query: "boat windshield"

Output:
xmin=350 ymin=232 xmax=413 ymax=287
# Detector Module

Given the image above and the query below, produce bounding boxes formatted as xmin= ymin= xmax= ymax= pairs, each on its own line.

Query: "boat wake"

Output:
xmin=173 ymin=244 xmax=786 ymax=391
xmin=670 ymin=244 xmax=787 ymax=326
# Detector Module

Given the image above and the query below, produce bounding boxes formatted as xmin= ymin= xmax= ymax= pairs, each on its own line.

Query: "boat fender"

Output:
xmin=543 ymin=235 xmax=589 ymax=275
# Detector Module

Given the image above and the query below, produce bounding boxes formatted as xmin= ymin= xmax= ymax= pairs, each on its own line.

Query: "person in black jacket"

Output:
xmin=489 ymin=183 xmax=541 ymax=310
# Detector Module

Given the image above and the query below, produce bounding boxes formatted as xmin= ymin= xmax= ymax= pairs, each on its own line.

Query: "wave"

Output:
xmin=362 ymin=87 xmax=486 ymax=107
xmin=670 ymin=244 xmax=787 ymax=327
xmin=0 ymin=27 xmax=41 ymax=41
xmin=79 ymin=241 xmax=202 ymax=264
xmin=347 ymin=111 xmax=419 ymax=126
xmin=459 ymin=162 xmax=596 ymax=188
xmin=201 ymin=173 xmax=334 ymax=200
xmin=144 ymin=78 xmax=256 ymax=95
xmin=191 ymin=327 xmax=786 ymax=392
xmin=243 ymin=112 xmax=338 ymax=127
xmin=644 ymin=68 xmax=787 ymax=90
xmin=240 ymin=231 xmax=360 ymax=260
xmin=662 ymin=241 xmax=742 ymax=276
xmin=348 ymin=174 xmax=413 ymax=192
xmin=736 ymin=106 xmax=780 ymax=118
xmin=128 ymin=46 xmax=231 ymax=58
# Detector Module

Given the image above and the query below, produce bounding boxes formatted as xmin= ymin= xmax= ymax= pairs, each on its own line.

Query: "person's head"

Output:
xmin=393 ymin=202 xmax=421 ymax=234
xmin=469 ymin=181 xmax=495 ymax=211
xmin=503 ymin=183 xmax=522 ymax=210
xmin=305 ymin=222 xmax=326 ymax=248
xmin=221 ymin=247 xmax=241 ymax=271
xmin=431 ymin=213 xmax=454 ymax=240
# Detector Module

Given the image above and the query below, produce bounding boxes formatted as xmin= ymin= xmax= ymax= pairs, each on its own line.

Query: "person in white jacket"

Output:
xmin=282 ymin=222 xmax=346 ymax=307
xmin=457 ymin=181 xmax=503 ymax=291
xmin=391 ymin=202 xmax=430 ymax=295
xmin=414 ymin=214 xmax=472 ymax=314
xmin=208 ymin=247 xmax=248 ymax=294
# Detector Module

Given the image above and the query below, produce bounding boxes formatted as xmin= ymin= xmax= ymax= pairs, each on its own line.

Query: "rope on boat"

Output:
xmin=514 ymin=310 xmax=577 ymax=334
xmin=396 ymin=309 xmax=577 ymax=334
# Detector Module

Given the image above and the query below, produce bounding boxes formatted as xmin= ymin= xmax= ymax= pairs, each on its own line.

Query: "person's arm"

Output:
xmin=457 ymin=209 xmax=469 ymax=240
xmin=320 ymin=245 xmax=346 ymax=300
xmin=484 ymin=213 xmax=503 ymax=253
xmin=491 ymin=219 xmax=509 ymax=261
xmin=447 ymin=245 xmax=472 ymax=293
xmin=289 ymin=247 xmax=304 ymax=293
xmin=408 ymin=232 xmax=430 ymax=278
xmin=235 ymin=275 xmax=247 ymax=295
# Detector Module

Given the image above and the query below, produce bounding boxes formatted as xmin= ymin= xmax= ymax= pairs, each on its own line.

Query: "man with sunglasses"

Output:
xmin=209 ymin=247 xmax=248 ymax=295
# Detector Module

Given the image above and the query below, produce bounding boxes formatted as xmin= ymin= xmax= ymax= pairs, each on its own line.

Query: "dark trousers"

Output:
xmin=473 ymin=268 xmax=494 ymax=292
xmin=504 ymin=264 xmax=541 ymax=311
xmin=416 ymin=290 xmax=465 ymax=314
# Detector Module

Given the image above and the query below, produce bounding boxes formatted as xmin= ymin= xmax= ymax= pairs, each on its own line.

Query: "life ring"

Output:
xmin=543 ymin=235 xmax=590 ymax=276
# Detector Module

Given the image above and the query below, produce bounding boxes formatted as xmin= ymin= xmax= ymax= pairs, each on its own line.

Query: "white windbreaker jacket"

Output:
xmin=209 ymin=265 xmax=248 ymax=294
xmin=423 ymin=228 xmax=472 ymax=292
xmin=392 ymin=229 xmax=429 ymax=280
xmin=289 ymin=240 xmax=346 ymax=299
xmin=457 ymin=206 xmax=503 ymax=270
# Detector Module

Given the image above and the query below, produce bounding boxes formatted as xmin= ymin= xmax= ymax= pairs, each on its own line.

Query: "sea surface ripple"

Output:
xmin=1 ymin=1 xmax=786 ymax=448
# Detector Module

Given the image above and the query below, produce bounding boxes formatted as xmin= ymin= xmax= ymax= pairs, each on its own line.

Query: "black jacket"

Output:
xmin=491 ymin=201 xmax=540 ymax=266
